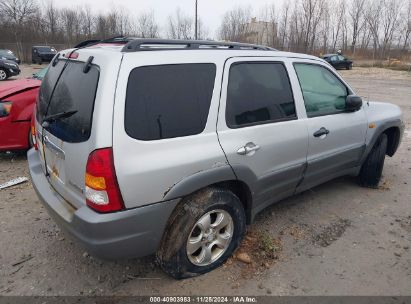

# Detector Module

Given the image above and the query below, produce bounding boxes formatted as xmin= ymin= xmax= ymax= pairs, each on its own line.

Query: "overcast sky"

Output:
xmin=53 ymin=0 xmax=285 ymax=38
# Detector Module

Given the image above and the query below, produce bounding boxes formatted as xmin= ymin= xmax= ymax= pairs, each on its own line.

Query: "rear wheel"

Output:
xmin=359 ymin=134 xmax=387 ymax=188
xmin=157 ymin=188 xmax=246 ymax=279
xmin=0 ymin=68 xmax=8 ymax=81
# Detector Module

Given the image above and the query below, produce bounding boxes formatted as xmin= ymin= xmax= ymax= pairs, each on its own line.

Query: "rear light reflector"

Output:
xmin=30 ymin=114 xmax=38 ymax=150
xmin=85 ymin=148 xmax=124 ymax=213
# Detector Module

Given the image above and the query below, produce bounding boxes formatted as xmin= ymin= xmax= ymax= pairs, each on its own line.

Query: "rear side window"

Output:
xmin=125 ymin=64 xmax=216 ymax=141
xmin=37 ymin=60 xmax=99 ymax=143
xmin=226 ymin=62 xmax=296 ymax=128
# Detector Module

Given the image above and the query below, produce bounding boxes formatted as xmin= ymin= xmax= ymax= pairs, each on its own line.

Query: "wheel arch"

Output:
xmin=162 ymin=166 xmax=254 ymax=224
xmin=362 ymin=119 xmax=403 ymax=163
xmin=384 ymin=126 xmax=402 ymax=157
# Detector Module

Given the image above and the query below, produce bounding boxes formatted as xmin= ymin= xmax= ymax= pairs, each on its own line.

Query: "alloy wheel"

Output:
xmin=186 ymin=209 xmax=234 ymax=266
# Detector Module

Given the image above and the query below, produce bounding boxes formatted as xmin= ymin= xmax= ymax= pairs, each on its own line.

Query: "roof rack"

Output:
xmin=74 ymin=36 xmax=132 ymax=48
xmin=121 ymin=39 xmax=276 ymax=52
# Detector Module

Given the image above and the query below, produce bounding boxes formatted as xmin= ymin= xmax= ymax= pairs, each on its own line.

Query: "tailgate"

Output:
xmin=35 ymin=54 xmax=102 ymax=209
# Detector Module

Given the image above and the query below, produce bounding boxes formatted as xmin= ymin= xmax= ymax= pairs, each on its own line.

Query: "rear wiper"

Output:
xmin=42 ymin=110 xmax=77 ymax=124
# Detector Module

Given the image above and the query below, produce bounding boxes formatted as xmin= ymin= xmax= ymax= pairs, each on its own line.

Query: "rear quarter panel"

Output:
xmin=112 ymin=52 xmax=229 ymax=208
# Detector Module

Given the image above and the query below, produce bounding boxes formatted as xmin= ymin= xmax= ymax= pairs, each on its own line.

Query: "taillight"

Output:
xmin=30 ymin=113 xmax=38 ymax=150
xmin=0 ymin=101 xmax=12 ymax=118
xmin=85 ymin=148 xmax=124 ymax=213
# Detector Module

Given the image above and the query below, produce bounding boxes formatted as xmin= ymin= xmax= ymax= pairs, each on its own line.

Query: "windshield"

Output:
xmin=37 ymin=59 xmax=100 ymax=143
xmin=0 ymin=50 xmax=15 ymax=57
xmin=32 ymin=67 xmax=49 ymax=80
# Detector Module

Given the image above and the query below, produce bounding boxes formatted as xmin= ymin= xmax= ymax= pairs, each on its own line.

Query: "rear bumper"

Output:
xmin=28 ymin=149 xmax=179 ymax=259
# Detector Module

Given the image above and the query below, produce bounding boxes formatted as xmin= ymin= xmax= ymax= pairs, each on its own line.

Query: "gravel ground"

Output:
xmin=0 ymin=66 xmax=410 ymax=296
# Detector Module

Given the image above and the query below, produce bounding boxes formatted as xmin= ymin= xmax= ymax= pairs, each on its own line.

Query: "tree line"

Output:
xmin=0 ymin=0 xmax=410 ymax=62
xmin=220 ymin=0 xmax=411 ymax=59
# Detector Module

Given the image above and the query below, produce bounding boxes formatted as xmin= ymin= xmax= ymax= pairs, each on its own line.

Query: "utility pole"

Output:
xmin=195 ymin=0 xmax=198 ymax=40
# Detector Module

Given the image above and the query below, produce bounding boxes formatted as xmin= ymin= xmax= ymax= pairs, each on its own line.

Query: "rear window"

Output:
xmin=125 ymin=64 xmax=216 ymax=141
xmin=37 ymin=60 xmax=99 ymax=143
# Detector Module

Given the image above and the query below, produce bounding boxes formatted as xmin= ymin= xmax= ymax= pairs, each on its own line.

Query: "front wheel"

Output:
xmin=157 ymin=188 xmax=246 ymax=279
xmin=0 ymin=68 xmax=8 ymax=81
xmin=359 ymin=134 xmax=387 ymax=188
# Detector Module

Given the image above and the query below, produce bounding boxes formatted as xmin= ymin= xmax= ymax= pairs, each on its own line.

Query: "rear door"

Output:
xmin=217 ymin=57 xmax=309 ymax=214
xmin=292 ymin=60 xmax=367 ymax=191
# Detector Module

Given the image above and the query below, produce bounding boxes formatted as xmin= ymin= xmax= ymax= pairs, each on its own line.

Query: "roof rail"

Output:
xmin=121 ymin=39 xmax=276 ymax=52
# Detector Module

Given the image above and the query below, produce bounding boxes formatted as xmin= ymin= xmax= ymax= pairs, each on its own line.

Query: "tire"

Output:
xmin=157 ymin=187 xmax=246 ymax=279
xmin=0 ymin=68 xmax=8 ymax=81
xmin=359 ymin=134 xmax=388 ymax=188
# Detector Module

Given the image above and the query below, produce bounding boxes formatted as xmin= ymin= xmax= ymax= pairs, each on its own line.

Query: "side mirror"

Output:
xmin=346 ymin=95 xmax=363 ymax=112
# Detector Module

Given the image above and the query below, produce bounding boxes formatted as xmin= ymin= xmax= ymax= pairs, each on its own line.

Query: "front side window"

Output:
xmin=125 ymin=63 xmax=216 ymax=141
xmin=294 ymin=63 xmax=348 ymax=117
xmin=226 ymin=62 xmax=296 ymax=128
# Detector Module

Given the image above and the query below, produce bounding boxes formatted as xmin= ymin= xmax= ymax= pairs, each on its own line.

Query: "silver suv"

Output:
xmin=28 ymin=38 xmax=404 ymax=279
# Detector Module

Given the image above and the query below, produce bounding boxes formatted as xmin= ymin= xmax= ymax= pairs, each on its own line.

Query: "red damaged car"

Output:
xmin=0 ymin=68 xmax=47 ymax=151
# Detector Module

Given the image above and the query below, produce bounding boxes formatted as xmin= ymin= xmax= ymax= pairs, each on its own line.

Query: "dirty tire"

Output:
xmin=157 ymin=187 xmax=246 ymax=279
xmin=359 ymin=134 xmax=387 ymax=188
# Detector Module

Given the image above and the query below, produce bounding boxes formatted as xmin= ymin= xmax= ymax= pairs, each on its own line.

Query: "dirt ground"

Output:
xmin=0 ymin=65 xmax=410 ymax=296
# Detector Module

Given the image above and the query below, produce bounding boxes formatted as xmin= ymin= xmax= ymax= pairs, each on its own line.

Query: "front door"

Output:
xmin=292 ymin=61 xmax=368 ymax=191
xmin=217 ymin=58 xmax=308 ymax=214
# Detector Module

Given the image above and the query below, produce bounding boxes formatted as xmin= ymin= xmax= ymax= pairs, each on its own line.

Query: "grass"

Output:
xmin=355 ymin=61 xmax=411 ymax=72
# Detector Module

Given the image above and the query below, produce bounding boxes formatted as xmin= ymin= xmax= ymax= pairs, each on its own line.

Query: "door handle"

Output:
xmin=313 ymin=127 xmax=330 ymax=138
xmin=237 ymin=142 xmax=261 ymax=156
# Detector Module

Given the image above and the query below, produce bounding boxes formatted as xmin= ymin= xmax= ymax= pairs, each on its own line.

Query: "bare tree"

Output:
xmin=218 ymin=6 xmax=252 ymax=42
xmin=81 ymin=5 xmax=94 ymax=39
xmin=197 ymin=18 xmax=209 ymax=40
xmin=349 ymin=0 xmax=366 ymax=53
xmin=380 ymin=0 xmax=403 ymax=58
xmin=365 ymin=0 xmax=383 ymax=56
xmin=0 ymin=0 xmax=38 ymax=57
xmin=400 ymin=0 xmax=411 ymax=51
xmin=167 ymin=8 xmax=193 ymax=39
xmin=329 ymin=0 xmax=346 ymax=52
xmin=60 ymin=8 xmax=78 ymax=46
xmin=278 ymin=2 xmax=291 ymax=50
xmin=136 ymin=10 xmax=159 ymax=38
xmin=1 ymin=0 xmax=410 ymax=62
xmin=43 ymin=0 xmax=59 ymax=41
